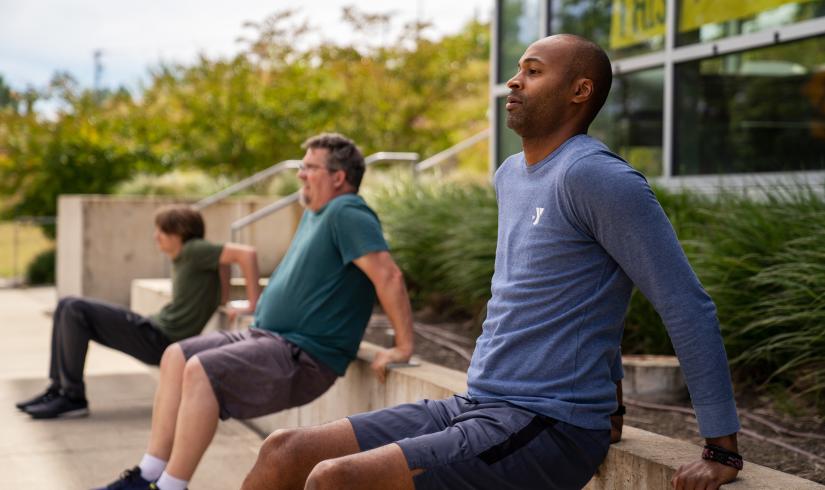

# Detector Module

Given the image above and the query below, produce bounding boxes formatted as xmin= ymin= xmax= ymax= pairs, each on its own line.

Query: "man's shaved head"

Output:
xmin=532 ymin=34 xmax=613 ymax=125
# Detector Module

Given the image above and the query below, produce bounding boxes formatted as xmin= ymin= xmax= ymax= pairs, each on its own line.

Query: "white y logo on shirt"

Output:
xmin=532 ymin=207 xmax=545 ymax=225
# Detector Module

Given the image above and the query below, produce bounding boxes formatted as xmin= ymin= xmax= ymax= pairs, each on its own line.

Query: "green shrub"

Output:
xmin=26 ymin=248 xmax=55 ymax=285
xmin=369 ymin=178 xmax=496 ymax=320
xmin=114 ymin=170 xmax=231 ymax=197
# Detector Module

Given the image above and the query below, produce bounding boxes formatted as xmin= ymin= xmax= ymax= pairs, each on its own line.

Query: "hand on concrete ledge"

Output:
xmin=671 ymin=433 xmax=740 ymax=489
xmin=225 ymin=300 xmax=255 ymax=330
xmin=370 ymin=347 xmax=413 ymax=383
xmin=671 ymin=459 xmax=739 ymax=489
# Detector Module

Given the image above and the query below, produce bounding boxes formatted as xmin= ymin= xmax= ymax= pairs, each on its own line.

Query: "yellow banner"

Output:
xmin=610 ymin=0 xmax=800 ymax=50
xmin=609 ymin=0 xmax=666 ymax=51
xmin=680 ymin=0 xmax=797 ymax=32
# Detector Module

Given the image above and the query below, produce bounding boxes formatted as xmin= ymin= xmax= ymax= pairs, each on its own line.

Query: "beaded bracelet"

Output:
xmin=702 ymin=444 xmax=744 ymax=470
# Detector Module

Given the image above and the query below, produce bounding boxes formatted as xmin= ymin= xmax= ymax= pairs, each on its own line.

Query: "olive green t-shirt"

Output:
xmin=151 ymin=238 xmax=224 ymax=341
xmin=253 ymin=194 xmax=388 ymax=375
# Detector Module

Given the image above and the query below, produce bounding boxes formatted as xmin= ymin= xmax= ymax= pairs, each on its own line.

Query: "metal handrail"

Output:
xmin=229 ymin=152 xmax=419 ymax=242
xmin=192 ymin=159 xmax=303 ymax=210
xmin=230 ymin=193 xmax=300 ymax=242
xmin=194 ymin=152 xmax=419 ymax=211
xmin=414 ymin=129 xmax=490 ymax=173
xmin=365 ymin=152 xmax=419 ymax=166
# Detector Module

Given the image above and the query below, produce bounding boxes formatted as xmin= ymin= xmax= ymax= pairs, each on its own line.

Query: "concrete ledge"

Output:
xmin=248 ymin=342 xmax=823 ymax=489
xmin=131 ymin=279 xmax=823 ymax=489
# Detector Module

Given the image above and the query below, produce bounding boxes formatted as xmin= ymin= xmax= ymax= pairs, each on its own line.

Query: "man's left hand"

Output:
xmin=370 ymin=347 xmax=411 ymax=383
xmin=225 ymin=300 xmax=255 ymax=330
xmin=671 ymin=459 xmax=738 ymax=489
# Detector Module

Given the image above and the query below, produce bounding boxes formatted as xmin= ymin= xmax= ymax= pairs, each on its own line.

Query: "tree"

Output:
xmin=0 ymin=8 xmax=491 ymax=217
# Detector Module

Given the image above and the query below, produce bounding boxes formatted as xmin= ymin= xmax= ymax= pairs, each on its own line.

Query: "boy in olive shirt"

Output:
xmin=16 ymin=205 xmax=261 ymax=419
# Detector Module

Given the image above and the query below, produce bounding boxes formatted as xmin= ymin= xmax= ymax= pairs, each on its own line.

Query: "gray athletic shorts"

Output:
xmin=348 ymin=394 xmax=610 ymax=490
xmin=178 ymin=328 xmax=337 ymax=420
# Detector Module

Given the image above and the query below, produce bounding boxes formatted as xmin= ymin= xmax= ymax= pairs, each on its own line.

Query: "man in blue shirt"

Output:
xmin=241 ymin=35 xmax=742 ymax=490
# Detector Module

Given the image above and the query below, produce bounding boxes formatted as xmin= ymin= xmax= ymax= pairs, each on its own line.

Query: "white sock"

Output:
xmin=138 ymin=453 xmax=167 ymax=481
xmin=156 ymin=471 xmax=189 ymax=490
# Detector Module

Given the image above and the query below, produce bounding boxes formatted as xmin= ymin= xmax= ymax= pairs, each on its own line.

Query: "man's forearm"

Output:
xmin=376 ymin=273 xmax=414 ymax=358
xmin=219 ymin=264 xmax=231 ymax=305
xmin=238 ymin=253 xmax=261 ymax=309
xmin=706 ymin=433 xmax=738 ymax=453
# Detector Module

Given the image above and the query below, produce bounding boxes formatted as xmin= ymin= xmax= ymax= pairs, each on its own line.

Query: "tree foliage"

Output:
xmin=0 ymin=8 xmax=490 ymax=217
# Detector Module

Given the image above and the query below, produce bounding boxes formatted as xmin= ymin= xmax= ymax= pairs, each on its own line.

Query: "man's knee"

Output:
xmin=181 ymin=356 xmax=219 ymax=404
xmin=259 ymin=429 xmax=301 ymax=466
xmin=56 ymin=296 xmax=85 ymax=316
xmin=243 ymin=429 xmax=305 ymax=490
xmin=160 ymin=344 xmax=185 ymax=372
xmin=182 ymin=356 xmax=208 ymax=384
xmin=305 ymin=458 xmax=351 ymax=490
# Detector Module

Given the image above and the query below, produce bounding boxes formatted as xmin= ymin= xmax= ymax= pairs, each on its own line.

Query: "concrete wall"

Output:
xmin=57 ymin=195 xmax=302 ymax=306
xmin=131 ymin=280 xmax=824 ymax=489
xmin=249 ymin=343 xmax=824 ymax=490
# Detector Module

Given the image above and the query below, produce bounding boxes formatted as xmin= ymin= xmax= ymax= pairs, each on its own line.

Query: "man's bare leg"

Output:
xmin=146 ymin=344 xmax=186 ymax=460
xmin=163 ymin=356 xmax=220 ymax=480
xmin=242 ymin=419 xmax=364 ymax=490
xmin=306 ymin=443 xmax=416 ymax=490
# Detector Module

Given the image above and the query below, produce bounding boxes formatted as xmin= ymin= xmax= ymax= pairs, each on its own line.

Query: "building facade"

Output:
xmin=491 ymin=0 xmax=825 ymax=190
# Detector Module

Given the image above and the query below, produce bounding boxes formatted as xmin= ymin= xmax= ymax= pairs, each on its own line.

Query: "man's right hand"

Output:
xmin=671 ymin=459 xmax=738 ymax=489
xmin=672 ymin=433 xmax=740 ymax=489
xmin=370 ymin=347 xmax=412 ymax=383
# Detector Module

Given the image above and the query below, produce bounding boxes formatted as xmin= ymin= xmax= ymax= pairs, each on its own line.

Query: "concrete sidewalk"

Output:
xmin=0 ymin=287 xmax=263 ymax=489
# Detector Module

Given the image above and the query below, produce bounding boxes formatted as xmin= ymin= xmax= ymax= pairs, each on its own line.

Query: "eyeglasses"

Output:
xmin=298 ymin=162 xmax=339 ymax=173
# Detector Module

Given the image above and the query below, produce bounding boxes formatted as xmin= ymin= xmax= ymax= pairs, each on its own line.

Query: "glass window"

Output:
xmin=591 ymin=67 xmax=664 ymax=177
xmin=550 ymin=0 xmax=665 ymax=59
xmin=677 ymin=0 xmax=825 ymax=46
xmin=495 ymin=97 xmax=524 ymax=165
xmin=498 ymin=0 xmax=543 ymax=84
xmin=674 ymin=35 xmax=825 ymax=175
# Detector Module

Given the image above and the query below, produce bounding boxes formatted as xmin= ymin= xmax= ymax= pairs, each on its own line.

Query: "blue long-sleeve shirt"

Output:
xmin=467 ymin=134 xmax=740 ymax=438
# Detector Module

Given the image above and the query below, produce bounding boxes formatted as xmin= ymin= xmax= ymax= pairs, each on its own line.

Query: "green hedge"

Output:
xmin=372 ymin=180 xmax=825 ymax=407
xmin=369 ymin=179 xmax=496 ymax=317
xmin=26 ymin=248 xmax=55 ymax=285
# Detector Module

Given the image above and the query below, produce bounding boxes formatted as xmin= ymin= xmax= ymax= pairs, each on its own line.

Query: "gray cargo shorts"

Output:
xmin=348 ymin=394 xmax=610 ymax=490
xmin=178 ymin=328 xmax=337 ymax=420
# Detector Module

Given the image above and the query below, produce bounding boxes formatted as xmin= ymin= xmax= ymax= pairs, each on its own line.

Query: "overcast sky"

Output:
xmin=0 ymin=0 xmax=491 ymax=92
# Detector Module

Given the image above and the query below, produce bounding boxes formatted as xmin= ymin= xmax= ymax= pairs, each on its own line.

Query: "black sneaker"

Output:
xmin=25 ymin=393 xmax=89 ymax=419
xmin=91 ymin=466 xmax=153 ymax=490
xmin=15 ymin=387 xmax=59 ymax=411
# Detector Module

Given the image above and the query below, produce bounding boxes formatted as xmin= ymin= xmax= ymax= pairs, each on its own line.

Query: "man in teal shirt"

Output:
xmin=95 ymin=133 xmax=415 ymax=490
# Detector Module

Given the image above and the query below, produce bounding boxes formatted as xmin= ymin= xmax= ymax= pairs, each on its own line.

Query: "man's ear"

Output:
xmin=572 ymin=78 xmax=594 ymax=104
xmin=332 ymin=169 xmax=347 ymax=189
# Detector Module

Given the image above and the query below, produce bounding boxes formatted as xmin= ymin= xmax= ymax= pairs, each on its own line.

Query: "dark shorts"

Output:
xmin=348 ymin=394 xmax=610 ymax=490
xmin=178 ymin=328 xmax=338 ymax=420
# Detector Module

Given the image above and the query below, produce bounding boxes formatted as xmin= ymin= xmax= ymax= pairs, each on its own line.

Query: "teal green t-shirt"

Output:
xmin=253 ymin=194 xmax=388 ymax=375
